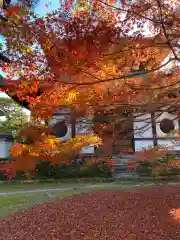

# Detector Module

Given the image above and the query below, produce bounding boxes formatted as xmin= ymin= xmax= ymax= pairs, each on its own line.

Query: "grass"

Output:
xmin=0 ymin=180 xmax=164 ymax=193
xmin=0 ymin=181 xmax=146 ymax=193
xmin=0 ymin=187 xmax=104 ymax=218
xmin=0 ymin=181 xmax=179 ymax=218
xmin=0 ymin=182 xmax=89 ymax=192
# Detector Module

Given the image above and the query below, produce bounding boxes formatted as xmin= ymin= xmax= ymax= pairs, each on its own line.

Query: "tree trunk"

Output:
xmin=70 ymin=110 xmax=76 ymax=138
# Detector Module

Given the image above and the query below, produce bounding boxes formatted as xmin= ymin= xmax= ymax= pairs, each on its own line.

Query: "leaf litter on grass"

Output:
xmin=0 ymin=187 xmax=101 ymax=218
xmin=0 ymin=184 xmax=180 ymax=239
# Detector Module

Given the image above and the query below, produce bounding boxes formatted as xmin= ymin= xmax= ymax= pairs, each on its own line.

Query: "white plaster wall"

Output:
xmin=155 ymin=112 xmax=178 ymax=137
xmin=133 ymin=112 xmax=180 ymax=151
xmin=49 ymin=115 xmax=94 ymax=154
xmin=133 ymin=114 xmax=153 ymax=138
xmin=48 ymin=114 xmax=72 ymax=141
xmin=75 ymin=117 xmax=93 ymax=136
xmin=0 ymin=139 xmax=6 ymax=158
xmin=134 ymin=140 xmax=154 ymax=151
xmin=155 ymin=112 xmax=179 ymax=150
xmin=133 ymin=113 xmax=153 ymax=151
xmin=80 ymin=146 xmax=94 ymax=154
xmin=157 ymin=140 xmax=180 ymax=150
xmin=76 ymin=117 xmax=94 ymax=154
xmin=0 ymin=139 xmax=13 ymax=158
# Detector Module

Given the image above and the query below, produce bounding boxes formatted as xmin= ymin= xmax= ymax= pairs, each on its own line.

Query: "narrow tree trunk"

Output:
xmin=98 ymin=124 xmax=116 ymax=162
xmin=71 ymin=110 xmax=76 ymax=138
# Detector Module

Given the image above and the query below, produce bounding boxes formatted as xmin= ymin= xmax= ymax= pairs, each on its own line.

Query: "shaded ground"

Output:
xmin=0 ymin=184 xmax=180 ymax=239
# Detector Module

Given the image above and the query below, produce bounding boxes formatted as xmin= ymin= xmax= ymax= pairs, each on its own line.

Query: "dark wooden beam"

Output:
xmin=178 ymin=118 xmax=180 ymax=129
xmin=70 ymin=110 xmax=76 ymax=138
xmin=134 ymin=137 xmax=177 ymax=140
xmin=151 ymin=112 xmax=158 ymax=146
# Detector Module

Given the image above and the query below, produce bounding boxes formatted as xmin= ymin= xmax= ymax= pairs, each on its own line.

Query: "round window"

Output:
xmin=51 ymin=120 xmax=68 ymax=137
xmin=160 ymin=118 xmax=175 ymax=134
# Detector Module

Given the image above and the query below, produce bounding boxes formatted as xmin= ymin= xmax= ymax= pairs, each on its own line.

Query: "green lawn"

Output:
xmin=0 ymin=188 xmax=99 ymax=218
xmin=1 ymin=191 xmax=80 ymax=217
xmin=0 ymin=181 xmax=153 ymax=194
xmin=0 ymin=182 xmax=86 ymax=192
xmin=0 ymin=181 xmax=179 ymax=218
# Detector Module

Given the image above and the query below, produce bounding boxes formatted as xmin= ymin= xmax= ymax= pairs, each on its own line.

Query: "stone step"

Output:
xmin=112 ymin=172 xmax=138 ymax=179
xmin=112 ymin=154 xmax=133 ymax=158
xmin=111 ymin=154 xmax=134 ymax=178
xmin=112 ymin=155 xmax=133 ymax=162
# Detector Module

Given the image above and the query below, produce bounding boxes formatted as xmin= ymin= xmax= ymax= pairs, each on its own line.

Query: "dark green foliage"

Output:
xmin=0 ymin=160 xmax=111 ymax=180
xmin=0 ymin=170 xmax=8 ymax=180
xmin=34 ymin=161 xmax=111 ymax=179
xmin=35 ymin=161 xmax=54 ymax=179
xmin=14 ymin=172 xmax=25 ymax=180
xmin=136 ymin=157 xmax=180 ymax=177
xmin=136 ymin=161 xmax=152 ymax=176
xmin=0 ymin=97 xmax=29 ymax=134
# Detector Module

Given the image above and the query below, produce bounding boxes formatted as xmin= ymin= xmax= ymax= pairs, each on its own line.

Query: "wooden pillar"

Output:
xmin=71 ymin=110 xmax=76 ymax=138
xmin=45 ymin=120 xmax=49 ymax=126
xmin=151 ymin=112 xmax=158 ymax=146
xmin=131 ymin=135 xmax=135 ymax=153
xmin=131 ymin=114 xmax=135 ymax=153
xmin=178 ymin=113 xmax=180 ymax=128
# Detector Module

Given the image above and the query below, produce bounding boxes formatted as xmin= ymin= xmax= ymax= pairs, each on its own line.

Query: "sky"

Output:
xmin=32 ymin=0 xmax=60 ymax=16
xmin=0 ymin=0 xmax=60 ymax=99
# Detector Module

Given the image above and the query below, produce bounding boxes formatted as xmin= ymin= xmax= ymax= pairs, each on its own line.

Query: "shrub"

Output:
xmin=136 ymin=161 xmax=152 ymax=176
xmin=136 ymin=157 xmax=180 ymax=178
xmin=0 ymin=170 xmax=8 ymax=180
xmin=0 ymin=160 xmax=110 ymax=180
xmin=35 ymin=161 xmax=54 ymax=179
xmin=34 ymin=161 xmax=111 ymax=179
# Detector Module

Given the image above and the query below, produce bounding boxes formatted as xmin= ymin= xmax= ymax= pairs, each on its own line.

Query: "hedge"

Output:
xmin=34 ymin=161 xmax=111 ymax=179
xmin=136 ymin=160 xmax=180 ymax=177
xmin=0 ymin=161 xmax=111 ymax=180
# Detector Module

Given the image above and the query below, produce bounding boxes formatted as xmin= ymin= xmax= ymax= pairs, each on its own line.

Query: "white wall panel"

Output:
xmin=49 ymin=115 xmax=94 ymax=153
xmin=80 ymin=146 xmax=94 ymax=154
xmin=60 ymin=125 xmax=72 ymax=141
xmin=0 ymin=140 xmax=6 ymax=158
xmin=76 ymin=117 xmax=93 ymax=135
xmin=157 ymin=140 xmax=180 ymax=150
xmin=134 ymin=140 xmax=154 ymax=151
xmin=48 ymin=114 xmax=71 ymax=141
xmin=76 ymin=118 xmax=94 ymax=154
xmin=155 ymin=112 xmax=178 ymax=137
xmin=0 ymin=139 xmax=13 ymax=158
xmin=133 ymin=114 xmax=153 ymax=138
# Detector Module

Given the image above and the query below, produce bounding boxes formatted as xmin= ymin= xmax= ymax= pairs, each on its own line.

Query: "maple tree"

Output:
xmin=0 ymin=97 xmax=28 ymax=133
xmin=0 ymin=0 xmax=179 ymax=178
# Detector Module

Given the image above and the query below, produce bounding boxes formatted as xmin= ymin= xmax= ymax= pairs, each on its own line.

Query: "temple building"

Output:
xmin=48 ymin=107 xmax=180 ymax=156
